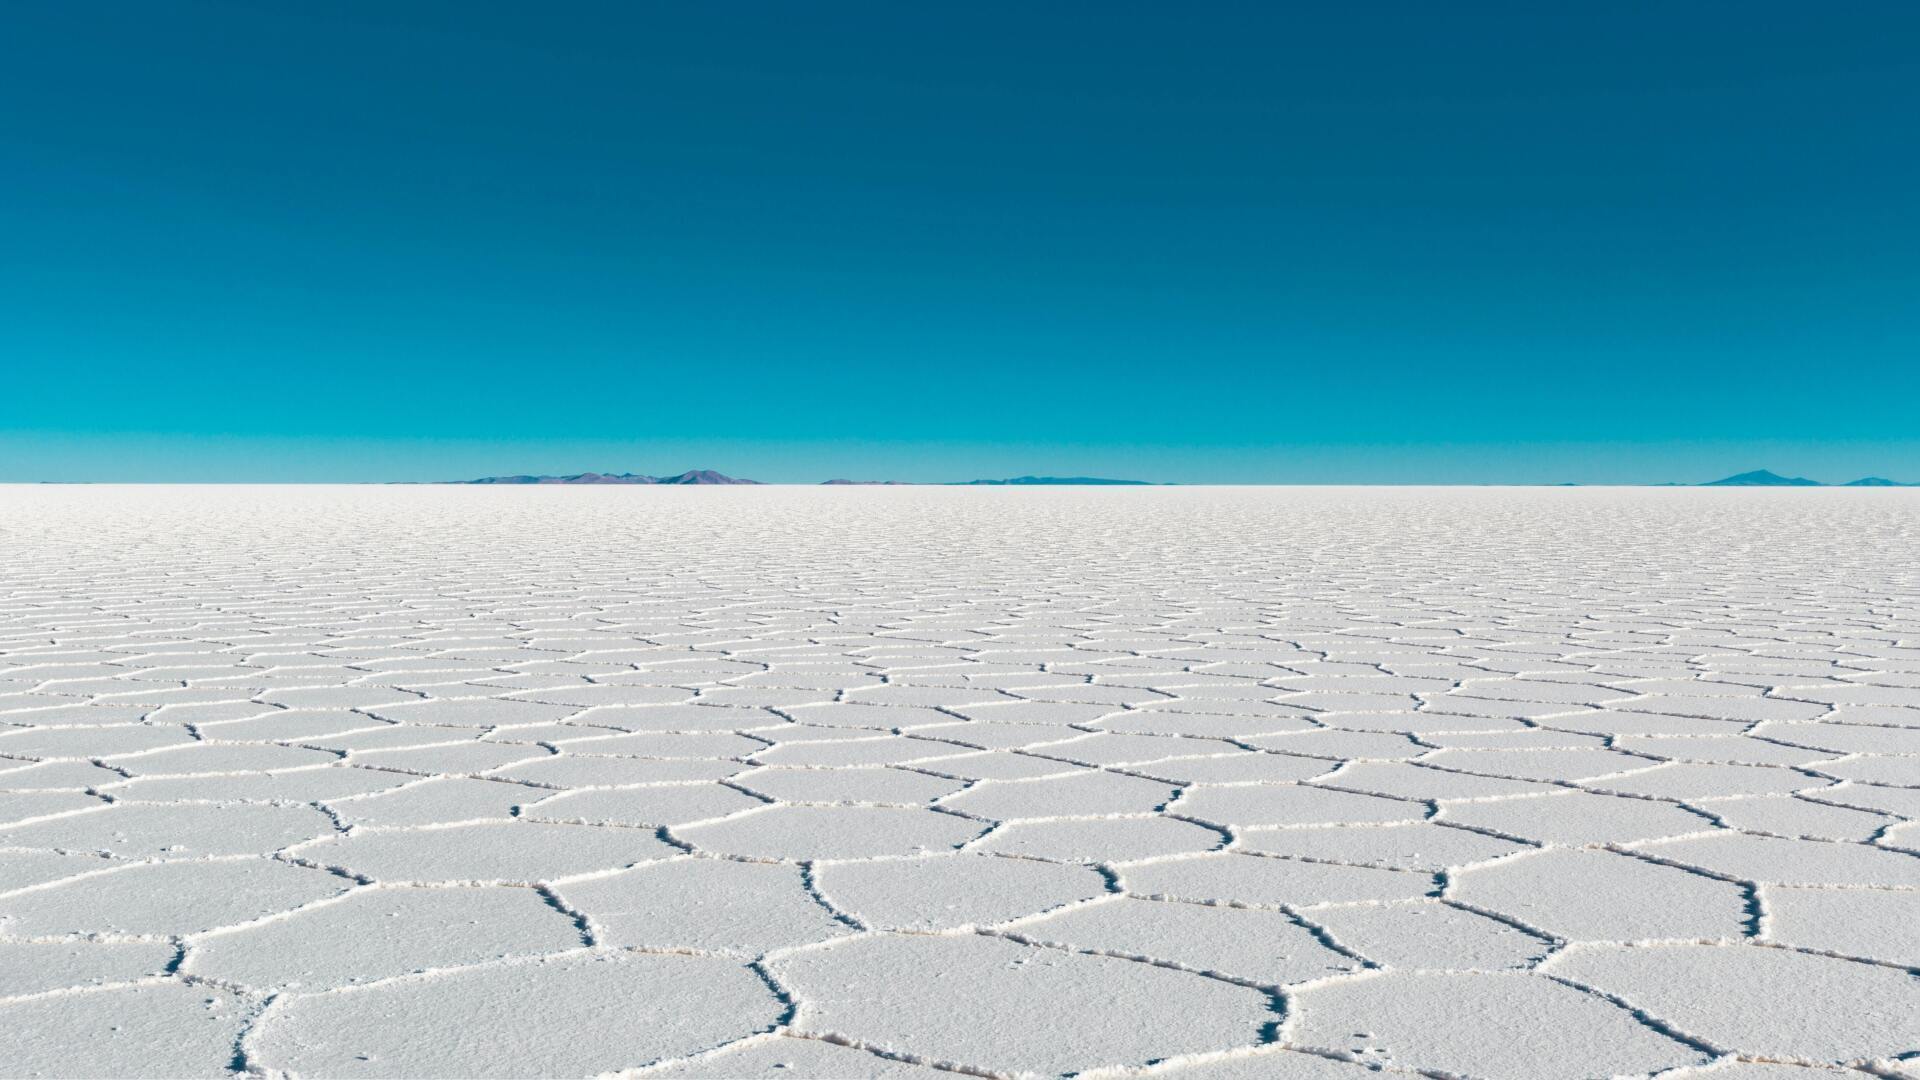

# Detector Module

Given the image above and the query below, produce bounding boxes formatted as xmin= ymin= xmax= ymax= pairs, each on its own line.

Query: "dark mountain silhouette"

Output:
xmin=459 ymin=472 xmax=654 ymax=485
xmin=454 ymin=470 xmax=759 ymax=485
xmin=958 ymin=476 xmax=1153 ymax=486
xmin=659 ymin=470 xmax=759 ymax=485
xmin=1702 ymin=470 xmax=1822 ymax=487
xmin=444 ymin=469 xmax=1904 ymax=487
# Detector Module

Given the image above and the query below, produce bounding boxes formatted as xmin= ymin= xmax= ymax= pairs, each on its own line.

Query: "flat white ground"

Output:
xmin=1 ymin=485 xmax=1917 ymax=1079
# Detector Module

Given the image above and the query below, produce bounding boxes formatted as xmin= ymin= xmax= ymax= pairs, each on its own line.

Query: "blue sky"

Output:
xmin=4 ymin=2 xmax=1917 ymax=483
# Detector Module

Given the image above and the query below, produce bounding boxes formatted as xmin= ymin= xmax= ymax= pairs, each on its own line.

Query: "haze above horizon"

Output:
xmin=5 ymin=3 xmax=1918 ymax=483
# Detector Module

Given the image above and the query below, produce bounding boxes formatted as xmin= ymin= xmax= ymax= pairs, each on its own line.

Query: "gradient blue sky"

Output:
xmin=4 ymin=2 xmax=1917 ymax=483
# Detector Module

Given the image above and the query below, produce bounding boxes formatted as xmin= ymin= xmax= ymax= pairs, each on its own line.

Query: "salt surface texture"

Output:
xmin=0 ymin=485 xmax=1916 ymax=1077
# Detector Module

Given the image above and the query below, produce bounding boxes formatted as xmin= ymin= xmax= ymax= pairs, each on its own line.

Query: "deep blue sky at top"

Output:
xmin=3 ymin=2 xmax=1917 ymax=482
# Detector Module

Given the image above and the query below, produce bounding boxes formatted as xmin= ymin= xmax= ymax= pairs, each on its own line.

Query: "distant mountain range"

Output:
xmin=456 ymin=470 xmax=759 ymax=485
xmin=447 ymin=468 xmax=1913 ymax=487
xmin=1702 ymin=469 xmax=1914 ymax=487
xmin=958 ymin=476 xmax=1151 ymax=486
xmin=452 ymin=471 xmax=1156 ymax=486
xmin=1702 ymin=469 xmax=1822 ymax=487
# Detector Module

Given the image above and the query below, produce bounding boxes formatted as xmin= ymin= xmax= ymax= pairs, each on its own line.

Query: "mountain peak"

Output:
xmin=655 ymin=470 xmax=759 ymax=485
xmin=1701 ymin=469 xmax=1822 ymax=487
xmin=960 ymin=476 xmax=1152 ymax=486
xmin=451 ymin=469 xmax=757 ymax=485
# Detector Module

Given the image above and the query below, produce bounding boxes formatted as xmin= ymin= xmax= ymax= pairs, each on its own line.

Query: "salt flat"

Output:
xmin=1 ymin=485 xmax=1917 ymax=1079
